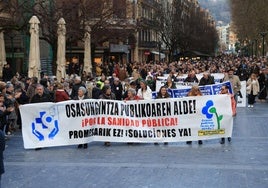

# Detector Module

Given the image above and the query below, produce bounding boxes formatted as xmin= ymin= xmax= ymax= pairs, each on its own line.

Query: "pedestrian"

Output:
xmin=99 ymin=85 xmax=116 ymax=146
xmin=26 ymin=77 xmax=39 ymax=102
xmin=186 ymin=85 xmax=203 ymax=145
xmin=137 ymin=80 xmax=152 ymax=100
xmin=223 ymin=69 xmax=241 ymax=104
xmin=30 ymin=84 xmax=53 ymax=150
xmin=246 ymin=73 xmax=260 ymax=108
xmin=184 ymin=70 xmax=199 ymax=83
xmin=198 ymin=72 xmax=215 ymax=86
xmin=70 ymin=76 xmax=86 ymax=99
xmin=164 ymin=76 xmax=176 ymax=89
xmin=155 ymin=86 xmax=170 ymax=145
xmin=30 ymin=84 xmax=53 ymax=103
xmin=74 ymin=86 xmax=89 ymax=149
xmin=0 ymin=129 xmax=5 ymax=187
xmin=54 ymin=83 xmax=70 ymax=102
xmin=111 ymin=77 xmax=123 ymax=100
xmin=219 ymin=85 xmax=236 ymax=144
xmin=257 ymin=70 xmax=267 ymax=102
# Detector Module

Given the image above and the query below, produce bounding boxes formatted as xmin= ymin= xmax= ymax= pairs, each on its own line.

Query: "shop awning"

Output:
xmin=151 ymin=51 xmax=165 ymax=59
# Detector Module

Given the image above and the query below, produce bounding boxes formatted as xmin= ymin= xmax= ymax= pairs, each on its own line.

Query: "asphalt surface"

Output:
xmin=2 ymin=101 xmax=268 ymax=188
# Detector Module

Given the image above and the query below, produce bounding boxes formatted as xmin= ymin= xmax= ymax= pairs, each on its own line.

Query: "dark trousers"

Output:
xmin=248 ymin=91 xmax=256 ymax=105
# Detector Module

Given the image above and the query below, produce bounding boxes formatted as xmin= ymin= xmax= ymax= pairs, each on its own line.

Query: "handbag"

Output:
xmin=246 ymin=84 xmax=251 ymax=91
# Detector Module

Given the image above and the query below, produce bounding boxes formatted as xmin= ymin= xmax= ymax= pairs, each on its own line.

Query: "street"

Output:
xmin=2 ymin=102 xmax=268 ymax=188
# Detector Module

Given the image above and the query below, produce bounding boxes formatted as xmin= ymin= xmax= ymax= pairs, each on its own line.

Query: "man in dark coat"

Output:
xmin=0 ymin=129 xmax=5 ymax=186
xmin=30 ymin=84 xmax=52 ymax=103
xmin=70 ymin=76 xmax=86 ymax=99
xmin=199 ymin=72 xmax=215 ymax=86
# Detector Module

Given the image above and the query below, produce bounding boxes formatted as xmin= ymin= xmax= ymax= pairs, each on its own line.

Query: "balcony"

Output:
xmin=139 ymin=41 xmax=158 ymax=48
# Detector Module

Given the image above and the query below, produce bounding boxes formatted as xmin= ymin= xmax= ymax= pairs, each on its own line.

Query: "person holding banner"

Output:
xmin=219 ymin=84 xmax=235 ymax=144
xmin=30 ymin=84 xmax=53 ymax=150
xmin=99 ymin=85 xmax=116 ymax=146
xmin=137 ymin=80 xmax=152 ymax=100
xmin=186 ymin=85 xmax=203 ymax=145
xmin=155 ymin=86 xmax=170 ymax=145
xmin=75 ymin=86 xmax=89 ymax=149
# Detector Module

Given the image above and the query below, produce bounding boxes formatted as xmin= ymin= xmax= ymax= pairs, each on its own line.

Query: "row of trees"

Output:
xmin=230 ymin=0 xmax=268 ymax=55
xmin=155 ymin=0 xmax=218 ymax=60
xmin=0 ymin=0 xmax=219 ymax=68
xmin=0 ymin=0 xmax=134 ymax=71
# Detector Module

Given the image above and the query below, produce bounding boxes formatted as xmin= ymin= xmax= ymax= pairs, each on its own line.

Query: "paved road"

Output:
xmin=2 ymin=102 xmax=268 ymax=188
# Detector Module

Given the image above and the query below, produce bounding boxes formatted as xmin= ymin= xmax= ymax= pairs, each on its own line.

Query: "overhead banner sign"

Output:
xmin=20 ymin=95 xmax=233 ymax=149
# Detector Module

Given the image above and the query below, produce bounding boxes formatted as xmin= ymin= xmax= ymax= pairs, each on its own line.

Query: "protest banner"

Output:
xmin=20 ymin=95 xmax=233 ymax=149
xmin=154 ymin=81 xmax=246 ymax=107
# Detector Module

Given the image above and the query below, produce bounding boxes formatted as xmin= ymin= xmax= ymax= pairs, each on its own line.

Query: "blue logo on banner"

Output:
xmin=32 ymin=111 xmax=59 ymax=141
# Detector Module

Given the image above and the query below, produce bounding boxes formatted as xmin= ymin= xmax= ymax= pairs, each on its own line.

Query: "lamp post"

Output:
xmin=259 ymin=31 xmax=267 ymax=57
xmin=158 ymin=41 xmax=161 ymax=63
xmin=254 ymin=39 xmax=258 ymax=56
xmin=251 ymin=40 xmax=254 ymax=58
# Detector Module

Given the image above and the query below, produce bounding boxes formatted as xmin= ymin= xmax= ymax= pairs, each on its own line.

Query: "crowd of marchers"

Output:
xmin=0 ymin=54 xmax=267 ymax=143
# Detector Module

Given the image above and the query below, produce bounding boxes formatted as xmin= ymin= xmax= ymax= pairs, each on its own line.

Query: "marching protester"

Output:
xmin=154 ymin=86 xmax=170 ymax=145
xmin=164 ymin=76 xmax=177 ymax=89
xmin=124 ymin=87 xmax=141 ymax=145
xmin=111 ymin=77 xmax=123 ymax=100
xmin=99 ymin=85 xmax=116 ymax=146
xmin=137 ymin=80 xmax=152 ymax=100
xmin=70 ymin=76 xmax=86 ymax=99
xmin=184 ymin=70 xmax=199 ymax=83
xmin=30 ymin=84 xmax=53 ymax=103
xmin=0 ymin=128 xmax=5 ymax=187
xmin=223 ymin=69 xmax=241 ymax=104
xmin=26 ymin=77 xmax=38 ymax=102
xmin=198 ymin=72 xmax=215 ymax=86
xmin=54 ymin=83 xmax=70 ymax=102
xmin=257 ymin=69 xmax=267 ymax=102
xmin=219 ymin=84 xmax=236 ymax=144
xmin=246 ymin=73 xmax=260 ymax=108
xmin=30 ymin=84 xmax=53 ymax=150
xmin=74 ymin=86 xmax=89 ymax=149
xmin=186 ymin=85 xmax=203 ymax=145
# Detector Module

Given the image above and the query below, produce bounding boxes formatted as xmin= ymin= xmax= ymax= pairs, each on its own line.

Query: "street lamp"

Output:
xmin=259 ymin=31 xmax=267 ymax=57
xmin=158 ymin=41 xmax=161 ymax=63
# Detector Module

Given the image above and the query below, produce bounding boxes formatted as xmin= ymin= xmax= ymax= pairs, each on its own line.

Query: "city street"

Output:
xmin=2 ymin=101 xmax=268 ymax=188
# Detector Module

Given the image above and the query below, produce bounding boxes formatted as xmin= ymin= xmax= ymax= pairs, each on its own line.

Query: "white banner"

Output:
xmin=20 ymin=95 xmax=233 ymax=149
xmin=155 ymin=81 xmax=247 ymax=107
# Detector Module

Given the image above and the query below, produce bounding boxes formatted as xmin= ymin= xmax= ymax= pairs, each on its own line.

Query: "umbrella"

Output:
xmin=0 ymin=30 xmax=7 ymax=78
xmin=83 ymin=24 xmax=92 ymax=74
xmin=56 ymin=18 xmax=66 ymax=81
xmin=28 ymin=16 xmax=41 ymax=79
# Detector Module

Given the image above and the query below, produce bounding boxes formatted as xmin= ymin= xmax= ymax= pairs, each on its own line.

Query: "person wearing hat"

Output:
xmin=99 ymin=85 xmax=116 ymax=146
xmin=74 ymin=86 xmax=89 ymax=149
xmin=223 ymin=69 xmax=241 ymax=104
